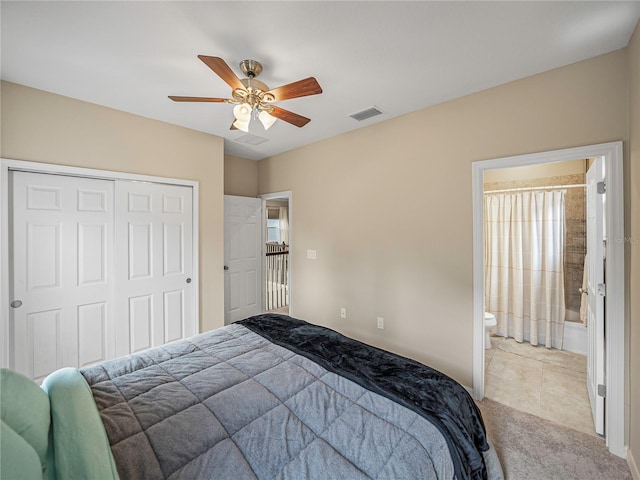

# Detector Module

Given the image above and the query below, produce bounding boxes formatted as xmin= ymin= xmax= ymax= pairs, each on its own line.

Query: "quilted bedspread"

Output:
xmin=81 ymin=315 xmax=501 ymax=480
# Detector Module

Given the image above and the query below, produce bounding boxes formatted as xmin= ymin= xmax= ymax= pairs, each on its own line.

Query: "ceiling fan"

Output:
xmin=169 ymin=55 xmax=323 ymax=132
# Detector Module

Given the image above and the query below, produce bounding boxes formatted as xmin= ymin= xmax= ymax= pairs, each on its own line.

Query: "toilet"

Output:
xmin=484 ymin=312 xmax=497 ymax=349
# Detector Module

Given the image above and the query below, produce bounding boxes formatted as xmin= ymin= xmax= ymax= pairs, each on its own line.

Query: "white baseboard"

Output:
xmin=463 ymin=385 xmax=474 ymax=397
xmin=629 ymin=448 xmax=640 ymax=480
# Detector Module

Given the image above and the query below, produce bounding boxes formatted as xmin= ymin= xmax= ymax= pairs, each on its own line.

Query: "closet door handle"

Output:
xmin=10 ymin=300 xmax=22 ymax=308
xmin=224 ymin=265 xmax=229 ymax=271
xmin=186 ymin=278 xmax=192 ymax=284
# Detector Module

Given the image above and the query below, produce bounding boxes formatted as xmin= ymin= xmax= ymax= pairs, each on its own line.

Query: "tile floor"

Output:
xmin=267 ymin=306 xmax=289 ymax=315
xmin=484 ymin=334 xmax=596 ymax=436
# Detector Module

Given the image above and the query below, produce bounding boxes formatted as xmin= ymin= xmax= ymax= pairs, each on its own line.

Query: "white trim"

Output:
xmin=0 ymin=164 xmax=9 ymax=369
xmin=471 ymin=142 xmax=626 ymax=458
xmin=260 ymin=191 xmax=293 ymax=316
xmin=191 ymin=181 xmax=200 ymax=334
xmin=0 ymin=158 xmax=201 ymax=368
xmin=604 ymin=142 xmax=626 ymax=457
xmin=2 ymin=158 xmax=198 ymax=186
xmin=628 ymin=448 xmax=640 ymax=480
xmin=485 ymin=183 xmax=586 ymax=193
xmin=472 ymin=160 xmax=485 ymax=400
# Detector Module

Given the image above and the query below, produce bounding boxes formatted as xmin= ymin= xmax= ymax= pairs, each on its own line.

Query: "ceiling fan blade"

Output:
xmin=266 ymin=77 xmax=322 ymax=102
xmin=198 ymin=55 xmax=245 ymax=91
xmin=270 ymin=106 xmax=311 ymax=128
xmin=168 ymin=96 xmax=229 ymax=102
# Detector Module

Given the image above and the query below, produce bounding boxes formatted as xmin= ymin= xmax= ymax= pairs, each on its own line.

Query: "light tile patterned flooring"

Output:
xmin=485 ymin=335 xmax=596 ymax=436
xmin=267 ymin=306 xmax=289 ymax=315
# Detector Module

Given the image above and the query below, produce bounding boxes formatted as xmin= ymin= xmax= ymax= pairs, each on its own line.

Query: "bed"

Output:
xmin=1 ymin=314 xmax=503 ymax=480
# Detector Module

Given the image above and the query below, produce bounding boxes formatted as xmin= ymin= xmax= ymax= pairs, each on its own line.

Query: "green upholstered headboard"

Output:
xmin=0 ymin=368 xmax=54 ymax=479
xmin=0 ymin=368 xmax=119 ymax=480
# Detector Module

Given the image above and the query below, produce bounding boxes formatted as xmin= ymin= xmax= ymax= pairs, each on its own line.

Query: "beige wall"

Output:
xmin=1 ymin=81 xmax=225 ymax=332
xmin=628 ymin=19 xmax=640 ymax=477
xmin=224 ymin=155 xmax=258 ymax=197
xmin=258 ymin=49 xmax=628 ymax=387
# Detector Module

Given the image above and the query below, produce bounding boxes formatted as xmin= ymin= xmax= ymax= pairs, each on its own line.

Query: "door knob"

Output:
xmin=186 ymin=278 xmax=192 ymax=284
xmin=224 ymin=265 xmax=229 ymax=270
xmin=10 ymin=300 xmax=22 ymax=308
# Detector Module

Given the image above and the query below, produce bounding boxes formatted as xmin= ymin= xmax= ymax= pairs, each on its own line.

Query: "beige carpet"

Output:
xmin=477 ymin=398 xmax=632 ymax=480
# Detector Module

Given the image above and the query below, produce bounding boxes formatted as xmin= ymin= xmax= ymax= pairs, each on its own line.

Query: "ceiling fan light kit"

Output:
xmin=258 ymin=110 xmax=277 ymax=130
xmin=169 ymin=56 xmax=322 ymax=133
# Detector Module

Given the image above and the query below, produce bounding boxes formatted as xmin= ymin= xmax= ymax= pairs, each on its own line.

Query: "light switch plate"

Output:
xmin=307 ymin=249 xmax=317 ymax=260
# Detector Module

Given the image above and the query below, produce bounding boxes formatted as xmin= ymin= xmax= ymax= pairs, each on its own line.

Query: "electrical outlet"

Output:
xmin=307 ymin=249 xmax=317 ymax=260
xmin=340 ymin=308 xmax=347 ymax=319
xmin=377 ymin=317 xmax=384 ymax=329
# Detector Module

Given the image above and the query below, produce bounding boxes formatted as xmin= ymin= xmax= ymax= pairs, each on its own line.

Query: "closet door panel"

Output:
xmin=164 ymin=289 xmax=184 ymax=344
xmin=129 ymin=294 xmax=153 ymax=353
xmin=78 ymin=223 xmax=108 ymax=285
xmin=128 ymin=222 xmax=153 ymax=279
xmin=10 ymin=171 xmax=115 ymax=381
xmin=26 ymin=222 xmax=61 ymax=291
xmin=115 ymin=181 xmax=194 ymax=357
xmin=77 ymin=301 xmax=107 ymax=367
xmin=28 ymin=309 xmax=60 ymax=380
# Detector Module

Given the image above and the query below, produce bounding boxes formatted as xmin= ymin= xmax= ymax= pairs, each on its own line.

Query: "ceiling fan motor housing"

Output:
xmin=240 ymin=59 xmax=263 ymax=78
xmin=235 ymin=60 xmax=274 ymax=110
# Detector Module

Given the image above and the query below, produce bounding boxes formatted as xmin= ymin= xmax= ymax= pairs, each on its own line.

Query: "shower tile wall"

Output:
xmin=484 ymin=173 xmax=586 ymax=320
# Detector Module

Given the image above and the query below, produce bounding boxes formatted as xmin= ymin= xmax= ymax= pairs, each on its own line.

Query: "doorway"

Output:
xmin=260 ymin=191 xmax=292 ymax=316
xmin=223 ymin=192 xmax=292 ymax=325
xmin=472 ymin=142 xmax=625 ymax=457
xmin=482 ymin=159 xmax=593 ymax=436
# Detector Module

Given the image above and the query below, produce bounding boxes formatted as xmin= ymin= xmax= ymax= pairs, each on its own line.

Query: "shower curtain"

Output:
xmin=484 ymin=190 xmax=566 ymax=349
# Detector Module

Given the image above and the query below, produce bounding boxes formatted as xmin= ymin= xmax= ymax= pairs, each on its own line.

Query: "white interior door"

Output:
xmin=10 ymin=171 xmax=115 ymax=382
xmin=586 ymin=157 xmax=605 ymax=436
xmin=224 ymin=195 xmax=262 ymax=324
xmin=115 ymin=181 xmax=195 ymax=356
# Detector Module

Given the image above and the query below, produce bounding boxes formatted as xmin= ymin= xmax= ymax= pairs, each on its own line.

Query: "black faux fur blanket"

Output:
xmin=238 ymin=314 xmax=489 ymax=480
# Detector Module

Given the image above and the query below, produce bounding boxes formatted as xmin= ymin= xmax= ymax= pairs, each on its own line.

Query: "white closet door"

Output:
xmin=115 ymin=181 xmax=195 ymax=357
xmin=10 ymin=171 xmax=115 ymax=382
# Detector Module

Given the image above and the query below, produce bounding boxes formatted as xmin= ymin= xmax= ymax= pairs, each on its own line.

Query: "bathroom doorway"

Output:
xmin=471 ymin=142 xmax=625 ymax=457
xmin=482 ymin=159 xmax=593 ymax=434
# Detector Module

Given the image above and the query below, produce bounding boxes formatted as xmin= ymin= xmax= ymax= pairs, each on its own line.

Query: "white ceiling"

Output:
xmin=2 ymin=1 xmax=639 ymax=161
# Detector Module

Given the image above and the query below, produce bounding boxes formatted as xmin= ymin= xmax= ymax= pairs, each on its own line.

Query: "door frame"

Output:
xmin=259 ymin=191 xmax=292 ymax=316
xmin=0 ymin=158 xmax=200 ymax=369
xmin=471 ymin=142 xmax=625 ymax=457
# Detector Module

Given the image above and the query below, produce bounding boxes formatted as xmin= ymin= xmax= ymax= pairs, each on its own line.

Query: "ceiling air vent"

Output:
xmin=348 ymin=106 xmax=384 ymax=122
xmin=233 ymin=133 xmax=269 ymax=146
